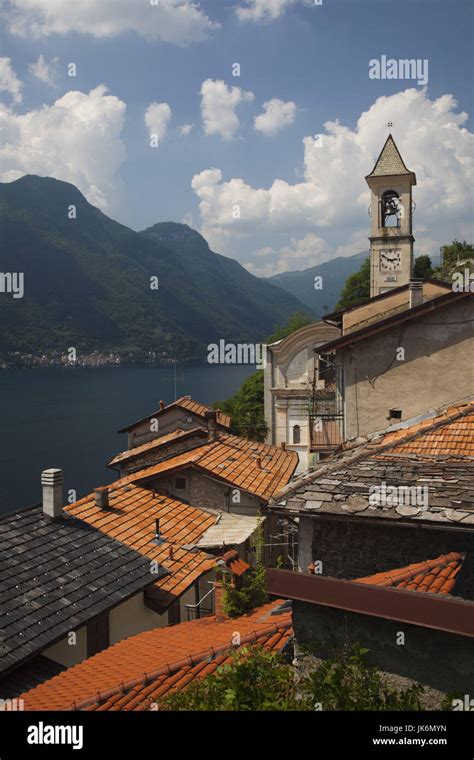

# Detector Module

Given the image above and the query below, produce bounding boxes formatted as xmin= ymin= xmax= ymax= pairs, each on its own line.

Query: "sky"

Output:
xmin=0 ymin=0 xmax=473 ymax=276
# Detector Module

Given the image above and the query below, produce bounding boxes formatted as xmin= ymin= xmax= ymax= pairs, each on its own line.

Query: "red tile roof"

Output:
xmin=127 ymin=432 xmax=298 ymax=500
xmin=64 ymin=485 xmax=216 ymax=610
xmin=118 ymin=396 xmax=231 ymax=433
xmin=374 ymin=403 xmax=474 ymax=460
xmin=20 ymin=601 xmax=292 ymax=711
xmin=108 ymin=427 xmax=206 ymax=467
xmin=219 ymin=549 xmax=251 ymax=577
xmin=355 ymin=553 xmax=465 ymax=596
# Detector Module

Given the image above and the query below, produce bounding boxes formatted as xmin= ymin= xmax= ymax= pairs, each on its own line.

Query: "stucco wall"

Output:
xmin=43 ymin=626 xmax=88 ymax=668
xmin=340 ymin=298 xmax=473 ymax=439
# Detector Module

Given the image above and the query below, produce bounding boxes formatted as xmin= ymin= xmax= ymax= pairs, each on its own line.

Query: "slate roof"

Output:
xmin=0 ymin=506 xmax=162 ymax=676
xmin=270 ymin=401 xmax=474 ymax=526
xmin=125 ymin=432 xmax=298 ymax=501
xmin=64 ymin=485 xmax=218 ymax=612
xmin=118 ymin=396 xmax=231 ymax=433
xmin=366 ymin=134 xmax=415 ymax=179
xmin=20 ymin=600 xmax=292 ymax=711
xmin=355 ymin=553 xmax=465 ymax=595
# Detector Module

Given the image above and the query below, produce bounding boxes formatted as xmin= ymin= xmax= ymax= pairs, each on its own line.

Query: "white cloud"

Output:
xmin=200 ymin=79 xmax=254 ymax=139
xmin=236 ymin=0 xmax=298 ymax=22
xmin=5 ymin=0 xmax=219 ymax=44
xmin=144 ymin=102 xmax=172 ymax=143
xmin=29 ymin=54 xmax=59 ymax=86
xmin=0 ymin=57 xmax=22 ymax=103
xmin=0 ymin=84 xmax=126 ymax=210
xmin=246 ymin=234 xmax=328 ymax=276
xmin=192 ymin=89 xmax=474 ymax=272
xmin=178 ymin=123 xmax=193 ymax=135
xmin=254 ymin=98 xmax=296 ymax=135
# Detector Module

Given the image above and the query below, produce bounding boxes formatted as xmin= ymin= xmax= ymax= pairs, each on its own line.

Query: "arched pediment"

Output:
xmin=270 ymin=321 xmax=340 ymax=365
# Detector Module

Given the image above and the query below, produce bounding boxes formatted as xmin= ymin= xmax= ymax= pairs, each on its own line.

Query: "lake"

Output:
xmin=0 ymin=365 xmax=254 ymax=514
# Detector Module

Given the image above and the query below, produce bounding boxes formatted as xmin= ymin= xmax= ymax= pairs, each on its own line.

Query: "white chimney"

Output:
xmin=409 ymin=279 xmax=423 ymax=309
xmin=41 ymin=468 xmax=63 ymax=520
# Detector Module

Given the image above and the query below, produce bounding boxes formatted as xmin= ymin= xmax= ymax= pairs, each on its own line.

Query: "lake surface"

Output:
xmin=0 ymin=365 xmax=254 ymax=514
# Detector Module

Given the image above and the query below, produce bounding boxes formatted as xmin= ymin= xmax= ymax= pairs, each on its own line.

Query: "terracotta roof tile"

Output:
xmin=118 ymin=396 xmax=231 ymax=433
xmin=375 ymin=406 xmax=474 ymax=459
xmin=64 ymin=485 xmax=216 ymax=609
xmin=126 ymin=432 xmax=298 ymax=500
xmin=20 ymin=601 xmax=292 ymax=711
xmin=355 ymin=552 xmax=464 ymax=596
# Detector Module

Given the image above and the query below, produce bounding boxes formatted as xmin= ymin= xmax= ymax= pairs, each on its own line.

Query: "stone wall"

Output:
xmin=292 ymin=600 xmax=474 ymax=708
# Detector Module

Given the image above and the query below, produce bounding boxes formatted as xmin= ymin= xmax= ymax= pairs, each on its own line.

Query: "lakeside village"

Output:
xmin=1 ymin=136 xmax=473 ymax=713
xmin=0 ymin=348 xmax=179 ymax=369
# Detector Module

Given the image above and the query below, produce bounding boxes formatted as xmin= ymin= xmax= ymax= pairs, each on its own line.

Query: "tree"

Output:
xmin=216 ymin=370 xmax=268 ymax=441
xmin=435 ymin=240 xmax=473 ymax=281
xmin=413 ymin=254 xmax=433 ymax=279
xmin=266 ymin=311 xmax=313 ymax=343
xmin=161 ymin=644 xmax=423 ymax=712
xmin=335 ymin=257 xmax=370 ymax=311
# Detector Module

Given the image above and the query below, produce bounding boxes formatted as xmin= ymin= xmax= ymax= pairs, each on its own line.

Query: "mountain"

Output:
xmin=0 ymin=176 xmax=309 ymax=363
xmin=265 ymin=251 xmax=369 ymax=316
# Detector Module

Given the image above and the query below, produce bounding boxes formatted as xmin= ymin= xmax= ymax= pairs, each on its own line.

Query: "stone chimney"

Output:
xmin=213 ymin=571 xmax=228 ymax=621
xmin=94 ymin=486 xmax=109 ymax=509
xmin=205 ymin=410 xmax=218 ymax=442
xmin=409 ymin=279 xmax=423 ymax=309
xmin=41 ymin=469 xmax=63 ymax=520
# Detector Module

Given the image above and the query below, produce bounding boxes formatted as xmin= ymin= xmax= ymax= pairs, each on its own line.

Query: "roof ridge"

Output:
xmin=356 ymin=553 xmax=465 ymax=588
xmin=65 ymin=615 xmax=292 ymax=712
xmin=272 ymin=402 xmax=474 ymax=503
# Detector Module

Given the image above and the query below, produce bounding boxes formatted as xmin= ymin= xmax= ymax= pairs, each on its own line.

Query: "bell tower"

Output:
xmin=366 ymin=134 xmax=416 ymax=297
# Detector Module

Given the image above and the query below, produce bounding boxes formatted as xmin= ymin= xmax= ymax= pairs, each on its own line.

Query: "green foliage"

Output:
xmin=0 ymin=176 xmax=306 ymax=359
xmin=413 ymin=254 xmax=433 ymax=279
xmin=265 ymin=311 xmax=313 ymax=343
xmin=303 ymin=644 xmax=423 ymax=711
xmin=162 ymin=647 xmax=299 ymax=712
xmin=222 ymin=519 xmax=267 ymax=617
xmin=216 ymin=370 xmax=268 ymax=441
xmin=161 ymin=643 xmax=424 ymax=712
xmin=335 ymin=257 xmax=370 ymax=311
xmin=434 ymin=240 xmax=474 ymax=281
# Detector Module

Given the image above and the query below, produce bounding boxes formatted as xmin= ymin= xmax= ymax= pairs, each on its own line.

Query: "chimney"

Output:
xmin=41 ymin=469 xmax=63 ymax=520
xmin=205 ymin=410 xmax=217 ymax=442
xmin=281 ymin=441 xmax=286 ymax=451
xmin=159 ymin=400 xmax=165 ymax=411
xmin=94 ymin=486 xmax=109 ymax=509
xmin=213 ymin=570 xmax=229 ymax=621
xmin=256 ymin=456 xmax=262 ymax=468
xmin=409 ymin=279 xmax=423 ymax=309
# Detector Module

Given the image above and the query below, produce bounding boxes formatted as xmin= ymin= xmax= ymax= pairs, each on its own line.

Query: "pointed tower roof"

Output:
xmin=366 ymin=134 xmax=416 ymax=183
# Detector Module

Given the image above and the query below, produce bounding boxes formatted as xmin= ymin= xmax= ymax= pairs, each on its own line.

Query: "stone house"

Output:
xmin=319 ymin=286 xmax=473 ymax=439
xmin=266 ymin=399 xmax=474 ymax=704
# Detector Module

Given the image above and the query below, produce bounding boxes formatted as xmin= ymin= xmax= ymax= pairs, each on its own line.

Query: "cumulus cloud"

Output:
xmin=254 ymin=98 xmax=296 ymax=135
xmin=236 ymin=0 xmax=298 ymax=22
xmin=178 ymin=123 xmax=193 ymax=135
xmin=0 ymin=57 xmax=22 ymax=103
xmin=29 ymin=54 xmax=59 ymax=86
xmin=192 ymin=88 xmax=474 ymax=272
xmin=200 ymin=79 xmax=254 ymax=139
xmin=247 ymin=234 xmax=329 ymax=277
xmin=144 ymin=102 xmax=172 ymax=143
xmin=5 ymin=0 xmax=219 ymax=45
xmin=0 ymin=84 xmax=126 ymax=210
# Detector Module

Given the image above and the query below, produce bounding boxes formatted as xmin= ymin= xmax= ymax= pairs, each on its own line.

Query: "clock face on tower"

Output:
xmin=379 ymin=249 xmax=402 ymax=272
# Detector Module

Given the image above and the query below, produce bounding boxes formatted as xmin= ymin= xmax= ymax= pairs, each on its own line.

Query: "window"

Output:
xmin=293 ymin=425 xmax=301 ymax=444
xmin=174 ymin=476 xmax=186 ymax=490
